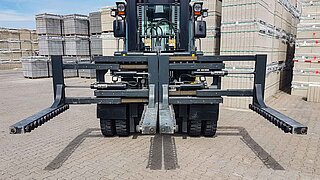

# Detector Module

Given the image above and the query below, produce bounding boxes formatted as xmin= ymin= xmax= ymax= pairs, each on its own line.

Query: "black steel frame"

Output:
xmin=10 ymin=55 xmax=308 ymax=135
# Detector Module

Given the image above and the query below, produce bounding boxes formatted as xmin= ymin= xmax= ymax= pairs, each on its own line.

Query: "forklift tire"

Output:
xmin=100 ymin=119 xmax=115 ymax=137
xmin=202 ymin=120 xmax=217 ymax=137
xmin=188 ymin=120 xmax=202 ymax=137
xmin=115 ymin=119 xmax=130 ymax=136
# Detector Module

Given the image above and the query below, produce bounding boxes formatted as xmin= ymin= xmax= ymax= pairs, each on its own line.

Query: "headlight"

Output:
xmin=194 ymin=3 xmax=202 ymax=12
xmin=117 ymin=3 xmax=126 ymax=12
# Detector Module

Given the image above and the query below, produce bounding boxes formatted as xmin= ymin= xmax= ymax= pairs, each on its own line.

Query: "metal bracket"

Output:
xmin=159 ymin=84 xmax=177 ymax=134
xmin=136 ymin=84 xmax=158 ymax=134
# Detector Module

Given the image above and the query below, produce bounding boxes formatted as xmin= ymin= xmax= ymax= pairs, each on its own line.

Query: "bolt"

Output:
xmin=149 ymin=128 xmax=155 ymax=133
xmin=300 ymin=128 xmax=307 ymax=134
xmin=10 ymin=128 xmax=16 ymax=134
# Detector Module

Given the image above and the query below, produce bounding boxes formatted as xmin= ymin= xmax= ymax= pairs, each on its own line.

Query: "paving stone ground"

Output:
xmin=0 ymin=69 xmax=320 ymax=180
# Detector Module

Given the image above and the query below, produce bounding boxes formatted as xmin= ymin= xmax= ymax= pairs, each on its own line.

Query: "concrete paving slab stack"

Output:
xmin=1 ymin=28 xmax=38 ymax=70
xmin=89 ymin=12 xmax=103 ymax=57
xmin=21 ymin=56 xmax=50 ymax=78
xmin=193 ymin=0 xmax=222 ymax=55
xmin=61 ymin=56 xmax=79 ymax=78
xmin=63 ymin=14 xmax=90 ymax=57
xmin=36 ymin=14 xmax=64 ymax=56
xmin=292 ymin=0 xmax=320 ymax=103
xmin=220 ymin=0 xmax=300 ymax=109
xmin=101 ymin=6 xmax=124 ymax=56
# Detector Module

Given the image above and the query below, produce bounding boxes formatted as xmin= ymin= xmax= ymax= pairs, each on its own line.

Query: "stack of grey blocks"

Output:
xmin=90 ymin=35 xmax=102 ymax=56
xmin=34 ymin=12 xmax=102 ymax=79
xmin=89 ymin=12 xmax=103 ymax=56
xmin=89 ymin=12 xmax=102 ymax=34
xmin=62 ymin=56 xmax=79 ymax=78
xmin=64 ymin=36 xmax=90 ymax=56
xmin=38 ymin=36 xmax=64 ymax=56
xmin=21 ymin=56 xmax=50 ymax=78
xmin=36 ymin=14 xmax=63 ymax=35
xmin=36 ymin=14 xmax=64 ymax=56
xmin=63 ymin=14 xmax=90 ymax=57
xmin=63 ymin=14 xmax=89 ymax=35
xmin=21 ymin=56 xmax=81 ymax=78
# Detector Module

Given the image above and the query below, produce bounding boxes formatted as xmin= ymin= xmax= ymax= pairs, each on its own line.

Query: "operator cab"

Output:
xmin=111 ymin=0 xmax=208 ymax=53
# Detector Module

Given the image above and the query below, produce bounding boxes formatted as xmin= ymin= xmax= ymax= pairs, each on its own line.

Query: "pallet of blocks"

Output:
xmin=292 ymin=0 xmax=320 ymax=103
xmin=21 ymin=56 xmax=50 ymax=78
xmin=220 ymin=0 xmax=300 ymax=109
xmin=36 ymin=14 xmax=64 ymax=56
xmin=102 ymin=33 xmax=123 ymax=56
xmin=89 ymin=12 xmax=103 ymax=57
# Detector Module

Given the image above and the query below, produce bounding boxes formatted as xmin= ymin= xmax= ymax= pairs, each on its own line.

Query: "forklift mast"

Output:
xmin=113 ymin=0 xmax=206 ymax=53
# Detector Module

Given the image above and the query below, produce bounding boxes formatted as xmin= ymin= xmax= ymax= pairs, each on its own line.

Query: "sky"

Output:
xmin=0 ymin=0 xmax=117 ymax=29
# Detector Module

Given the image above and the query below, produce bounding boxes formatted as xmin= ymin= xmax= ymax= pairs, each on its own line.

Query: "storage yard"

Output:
xmin=0 ymin=70 xmax=320 ymax=179
xmin=0 ymin=0 xmax=319 ymax=107
xmin=1 ymin=0 xmax=320 ymax=179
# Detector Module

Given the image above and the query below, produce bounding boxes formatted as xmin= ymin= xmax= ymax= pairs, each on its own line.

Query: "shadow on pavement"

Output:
xmin=45 ymin=127 xmax=284 ymax=171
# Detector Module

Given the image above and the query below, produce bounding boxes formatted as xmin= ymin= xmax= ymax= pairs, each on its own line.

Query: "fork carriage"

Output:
xmin=10 ymin=54 xmax=308 ymax=136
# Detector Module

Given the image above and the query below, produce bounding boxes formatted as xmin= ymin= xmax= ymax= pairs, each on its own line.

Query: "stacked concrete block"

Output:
xmin=36 ymin=14 xmax=63 ymax=35
xmin=101 ymin=7 xmax=114 ymax=32
xmin=100 ymin=7 xmax=124 ymax=55
xmin=308 ymin=84 xmax=320 ymax=103
xmin=89 ymin=12 xmax=102 ymax=34
xmin=32 ymin=42 xmax=39 ymax=52
xmin=292 ymin=0 xmax=320 ymax=103
xmin=38 ymin=36 xmax=64 ymax=56
xmin=0 ymin=28 xmax=38 ymax=62
xmin=36 ymin=14 xmax=64 ymax=56
xmin=220 ymin=0 xmax=300 ymax=108
xmin=64 ymin=36 xmax=90 ymax=56
xmin=0 ymin=41 xmax=8 ymax=50
xmin=102 ymin=33 xmax=123 ymax=56
xmin=19 ymin=29 xmax=35 ymax=57
xmin=8 ymin=29 xmax=20 ymax=41
xmin=0 ymin=28 xmax=9 ymax=40
xmin=0 ymin=51 xmax=10 ymax=62
xmin=63 ymin=14 xmax=89 ymax=36
xmin=20 ymin=41 xmax=32 ymax=51
xmin=91 ymin=35 xmax=103 ymax=56
xmin=19 ymin=29 xmax=31 ymax=41
xmin=8 ymin=41 xmax=20 ymax=50
xmin=0 ymin=61 xmax=22 ymax=70
xmin=62 ymin=56 xmax=79 ymax=78
xmin=31 ymin=31 xmax=38 ymax=40
xmin=63 ymin=14 xmax=90 ymax=59
xmin=21 ymin=56 xmax=50 ymax=78
xmin=10 ymin=51 xmax=22 ymax=61
xmin=90 ymin=12 xmax=103 ymax=57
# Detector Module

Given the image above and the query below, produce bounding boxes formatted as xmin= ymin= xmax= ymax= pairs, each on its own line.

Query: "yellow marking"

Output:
xmin=121 ymin=98 xmax=148 ymax=103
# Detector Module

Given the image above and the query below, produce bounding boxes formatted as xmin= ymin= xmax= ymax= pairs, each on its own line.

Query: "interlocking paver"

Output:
xmin=1 ymin=70 xmax=320 ymax=179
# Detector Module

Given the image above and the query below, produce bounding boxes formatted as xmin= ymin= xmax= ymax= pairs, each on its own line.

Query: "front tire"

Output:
xmin=202 ymin=120 xmax=217 ymax=137
xmin=188 ymin=120 xmax=202 ymax=137
xmin=100 ymin=119 xmax=115 ymax=137
xmin=115 ymin=119 xmax=130 ymax=136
